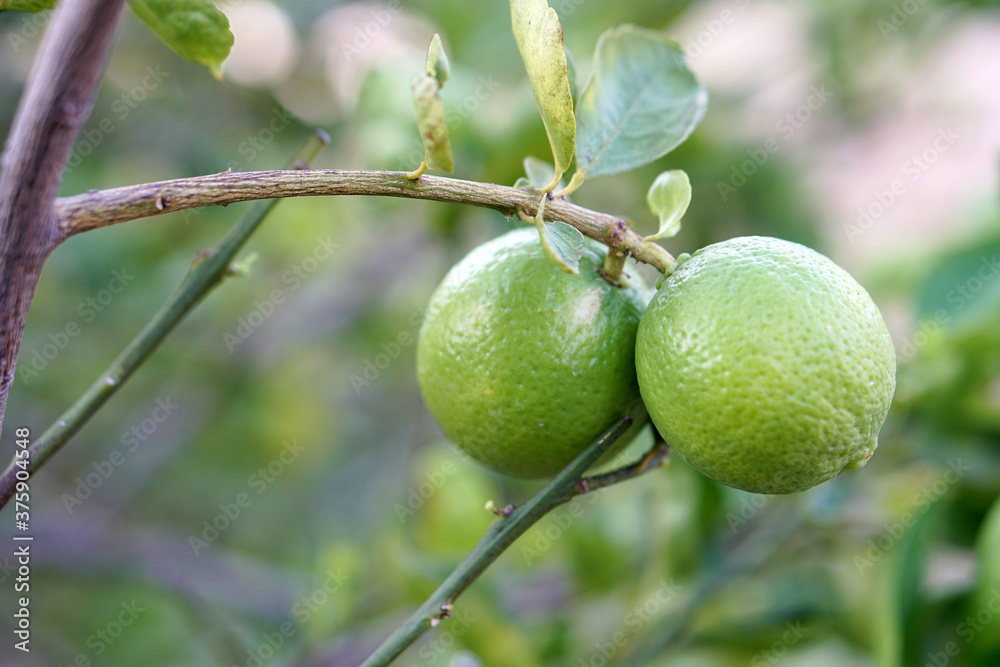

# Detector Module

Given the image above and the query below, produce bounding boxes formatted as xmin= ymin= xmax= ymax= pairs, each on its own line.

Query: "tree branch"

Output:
xmin=0 ymin=0 xmax=127 ymax=436
xmin=357 ymin=416 xmax=671 ymax=667
xmin=0 ymin=133 xmax=329 ymax=510
xmin=55 ymin=170 xmax=677 ymax=272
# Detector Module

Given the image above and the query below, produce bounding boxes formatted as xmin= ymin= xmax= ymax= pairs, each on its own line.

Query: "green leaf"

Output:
xmin=0 ymin=0 xmax=55 ymax=11
xmin=575 ymin=24 xmax=707 ymax=177
xmin=129 ymin=0 xmax=233 ymax=78
xmin=565 ymin=46 xmax=579 ymax=105
xmin=522 ymin=156 xmax=561 ymax=191
xmin=425 ymin=33 xmax=449 ymax=85
xmin=510 ymin=0 xmax=576 ymax=188
xmin=645 ymin=170 xmax=691 ymax=240
xmin=873 ymin=501 xmax=938 ymax=667
xmin=536 ymin=219 xmax=584 ymax=274
xmin=412 ymin=74 xmax=454 ymax=173
xmin=973 ymin=495 xmax=1000 ymax=654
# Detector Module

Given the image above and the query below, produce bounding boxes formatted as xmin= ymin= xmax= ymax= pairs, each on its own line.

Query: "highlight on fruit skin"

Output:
xmin=415 ymin=228 xmax=650 ymax=478
xmin=635 ymin=236 xmax=896 ymax=494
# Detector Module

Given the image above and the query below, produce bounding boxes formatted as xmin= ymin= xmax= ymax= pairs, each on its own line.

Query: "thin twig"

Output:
xmin=575 ymin=437 xmax=669 ymax=497
xmin=54 ymin=170 xmax=676 ymax=273
xmin=0 ymin=132 xmax=329 ymax=509
xmin=357 ymin=417 xmax=673 ymax=667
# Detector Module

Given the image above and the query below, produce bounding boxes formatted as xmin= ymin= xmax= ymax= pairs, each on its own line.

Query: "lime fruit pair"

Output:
xmin=417 ymin=231 xmax=896 ymax=493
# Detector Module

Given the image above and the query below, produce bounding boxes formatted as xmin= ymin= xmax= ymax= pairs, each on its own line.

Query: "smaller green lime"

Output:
xmin=416 ymin=228 xmax=649 ymax=478
xmin=636 ymin=236 xmax=896 ymax=494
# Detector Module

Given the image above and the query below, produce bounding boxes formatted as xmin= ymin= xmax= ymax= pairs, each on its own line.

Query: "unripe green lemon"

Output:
xmin=417 ymin=228 xmax=649 ymax=478
xmin=635 ymin=236 xmax=896 ymax=494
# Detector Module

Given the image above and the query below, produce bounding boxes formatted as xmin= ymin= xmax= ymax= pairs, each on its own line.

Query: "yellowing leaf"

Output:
xmin=645 ymin=170 xmax=691 ymax=240
xmin=412 ymin=74 xmax=454 ymax=173
xmin=510 ymin=0 xmax=575 ymax=190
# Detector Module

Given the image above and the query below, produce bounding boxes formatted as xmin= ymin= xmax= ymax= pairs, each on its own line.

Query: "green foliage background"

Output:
xmin=1 ymin=0 xmax=999 ymax=665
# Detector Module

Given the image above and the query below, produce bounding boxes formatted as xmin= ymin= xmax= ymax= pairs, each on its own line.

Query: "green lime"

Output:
xmin=416 ymin=228 xmax=649 ymax=478
xmin=636 ymin=236 xmax=896 ymax=494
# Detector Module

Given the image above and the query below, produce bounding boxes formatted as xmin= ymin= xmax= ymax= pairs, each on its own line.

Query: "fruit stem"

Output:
xmin=602 ymin=250 xmax=628 ymax=285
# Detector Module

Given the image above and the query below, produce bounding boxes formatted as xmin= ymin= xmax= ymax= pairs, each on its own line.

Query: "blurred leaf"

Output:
xmin=972 ymin=495 xmax=1000 ymax=655
xmin=0 ymin=0 xmax=55 ymax=10
xmin=412 ymin=74 xmax=455 ymax=173
xmin=129 ymin=0 xmax=233 ymax=78
xmin=565 ymin=46 xmax=579 ymax=105
xmin=575 ymin=25 xmax=706 ymax=177
xmin=916 ymin=236 xmax=1000 ymax=332
xmin=536 ymin=219 xmax=584 ymax=274
xmin=425 ymin=33 xmax=450 ymax=85
xmin=510 ymin=0 xmax=576 ymax=187
xmin=522 ymin=156 xmax=561 ymax=191
xmin=645 ymin=169 xmax=691 ymax=240
xmin=874 ymin=500 xmax=939 ymax=667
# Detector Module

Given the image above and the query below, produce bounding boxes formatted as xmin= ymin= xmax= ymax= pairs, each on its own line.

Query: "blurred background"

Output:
xmin=2 ymin=0 xmax=1000 ymax=665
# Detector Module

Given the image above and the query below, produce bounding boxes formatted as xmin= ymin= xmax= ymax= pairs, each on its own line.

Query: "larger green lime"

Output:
xmin=636 ymin=236 xmax=896 ymax=494
xmin=417 ymin=228 xmax=649 ymax=478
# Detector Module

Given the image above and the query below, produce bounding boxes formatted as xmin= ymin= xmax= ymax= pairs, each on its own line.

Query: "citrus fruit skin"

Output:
xmin=416 ymin=228 xmax=649 ymax=478
xmin=635 ymin=236 xmax=896 ymax=494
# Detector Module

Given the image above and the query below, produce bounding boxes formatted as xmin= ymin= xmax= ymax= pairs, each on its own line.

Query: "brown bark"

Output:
xmin=0 ymin=0 xmax=127 ymax=436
